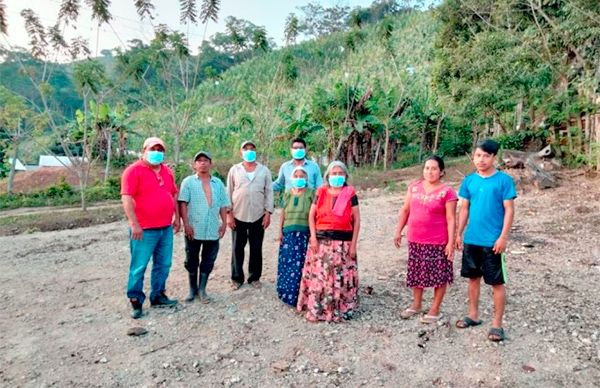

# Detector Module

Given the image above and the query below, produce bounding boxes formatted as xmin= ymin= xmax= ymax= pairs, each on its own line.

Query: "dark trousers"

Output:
xmin=184 ymin=238 xmax=220 ymax=275
xmin=231 ymin=217 xmax=264 ymax=284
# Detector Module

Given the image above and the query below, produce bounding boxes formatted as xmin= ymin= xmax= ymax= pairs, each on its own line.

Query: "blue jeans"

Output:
xmin=127 ymin=226 xmax=173 ymax=304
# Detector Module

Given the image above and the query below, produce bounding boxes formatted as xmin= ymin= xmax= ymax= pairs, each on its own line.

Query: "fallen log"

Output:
xmin=501 ymin=145 xmax=559 ymax=189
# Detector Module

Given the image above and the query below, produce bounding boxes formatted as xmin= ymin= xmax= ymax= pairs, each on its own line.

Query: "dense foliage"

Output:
xmin=0 ymin=0 xmax=599 ymax=208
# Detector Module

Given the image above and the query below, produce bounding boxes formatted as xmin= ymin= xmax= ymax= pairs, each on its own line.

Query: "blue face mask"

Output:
xmin=291 ymin=148 xmax=306 ymax=160
xmin=242 ymin=150 xmax=257 ymax=162
xmin=292 ymin=177 xmax=307 ymax=189
xmin=146 ymin=150 xmax=164 ymax=165
xmin=328 ymin=175 xmax=345 ymax=187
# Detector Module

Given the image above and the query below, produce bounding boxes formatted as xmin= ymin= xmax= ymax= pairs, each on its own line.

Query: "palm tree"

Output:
xmin=284 ymin=13 xmax=299 ymax=46
xmin=1 ymin=0 xmax=9 ymax=34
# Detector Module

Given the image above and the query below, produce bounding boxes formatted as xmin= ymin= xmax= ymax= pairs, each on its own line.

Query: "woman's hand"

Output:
xmin=445 ymin=242 xmax=454 ymax=262
xmin=349 ymin=243 xmax=358 ymax=259
xmin=309 ymin=236 xmax=319 ymax=254
xmin=393 ymin=232 xmax=402 ymax=248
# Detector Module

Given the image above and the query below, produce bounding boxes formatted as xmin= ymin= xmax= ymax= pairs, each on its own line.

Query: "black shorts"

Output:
xmin=461 ymin=243 xmax=506 ymax=285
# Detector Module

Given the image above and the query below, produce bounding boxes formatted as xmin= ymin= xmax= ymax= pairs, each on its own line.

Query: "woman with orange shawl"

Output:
xmin=297 ymin=161 xmax=361 ymax=322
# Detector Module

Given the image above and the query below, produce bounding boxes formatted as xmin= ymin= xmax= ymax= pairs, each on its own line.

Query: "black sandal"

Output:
xmin=455 ymin=317 xmax=483 ymax=329
xmin=488 ymin=327 xmax=506 ymax=342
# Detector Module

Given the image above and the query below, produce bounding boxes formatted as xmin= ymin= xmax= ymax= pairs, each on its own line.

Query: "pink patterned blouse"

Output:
xmin=407 ymin=180 xmax=457 ymax=245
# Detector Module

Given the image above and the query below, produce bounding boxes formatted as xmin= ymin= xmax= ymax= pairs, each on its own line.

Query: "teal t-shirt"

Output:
xmin=459 ymin=171 xmax=517 ymax=247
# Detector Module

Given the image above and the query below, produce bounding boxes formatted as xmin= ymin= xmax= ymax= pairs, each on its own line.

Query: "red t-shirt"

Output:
xmin=407 ymin=180 xmax=457 ymax=244
xmin=121 ymin=160 xmax=177 ymax=229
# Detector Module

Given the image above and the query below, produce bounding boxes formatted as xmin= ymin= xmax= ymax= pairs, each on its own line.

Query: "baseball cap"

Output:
xmin=194 ymin=150 xmax=212 ymax=161
xmin=143 ymin=137 xmax=166 ymax=150
xmin=240 ymin=140 xmax=256 ymax=149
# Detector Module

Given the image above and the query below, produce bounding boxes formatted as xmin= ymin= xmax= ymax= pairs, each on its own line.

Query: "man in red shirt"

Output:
xmin=121 ymin=137 xmax=180 ymax=319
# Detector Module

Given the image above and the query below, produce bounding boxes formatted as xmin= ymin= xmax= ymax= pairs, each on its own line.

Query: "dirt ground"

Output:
xmin=1 ymin=170 xmax=599 ymax=387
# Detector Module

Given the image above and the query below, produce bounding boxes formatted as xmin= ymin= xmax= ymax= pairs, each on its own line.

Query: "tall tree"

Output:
xmin=0 ymin=0 xmax=8 ymax=35
xmin=284 ymin=13 xmax=299 ymax=45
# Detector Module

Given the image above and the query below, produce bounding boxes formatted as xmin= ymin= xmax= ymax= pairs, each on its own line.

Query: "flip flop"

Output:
xmin=488 ymin=327 xmax=506 ymax=342
xmin=455 ymin=317 xmax=483 ymax=329
xmin=420 ymin=314 xmax=441 ymax=324
xmin=400 ymin=307 xmax=422 ymax=319
xmin=230 ymin=281 xmax=242 ymax=291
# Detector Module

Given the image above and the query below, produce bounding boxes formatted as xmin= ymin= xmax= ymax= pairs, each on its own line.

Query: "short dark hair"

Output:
xmin=424 ymin=155 xmax=445 ymax=172
xmin=291 ymin=137 xmax=306 ymax=147
xmin=476 ymin=139 xmax=500 ymax=155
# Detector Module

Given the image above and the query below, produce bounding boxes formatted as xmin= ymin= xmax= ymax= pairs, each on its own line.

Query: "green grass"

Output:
xmin=0 ymin=206 xmax=124 ymax=236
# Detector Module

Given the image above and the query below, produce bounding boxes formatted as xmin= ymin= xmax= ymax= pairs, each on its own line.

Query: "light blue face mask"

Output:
xmin=146 ymin=150 xmax=164 ymax=165
xmin=291 ymin=148 xmax=306 ymax=160
xmin=292 ymin=177 xmax=307 ymax=189
xmin=328 ymin=175 xmax=345 ymax=188
xmin=242 ymin=150 xmax=257 ymax=162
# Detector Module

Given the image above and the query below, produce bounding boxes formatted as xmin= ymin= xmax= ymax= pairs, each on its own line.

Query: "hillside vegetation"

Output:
xmin=1 ymin=0 xmax=599 ymax=208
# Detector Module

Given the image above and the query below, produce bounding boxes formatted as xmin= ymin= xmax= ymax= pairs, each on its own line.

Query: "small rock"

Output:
xmin=337 ymin=366 xmax=349 ymax=374
xmin=230 ymin=376 xmax=241 ymax=384
xmin=364 ymin=286 xmax=374 ymax=295
xmin=271 ymin=361 xmax=290 ymax=373
xmin=126 ymin=327 xmax=148 ymax=336
xmin=522 ymin=364 xmax=536 ymax=373
xmin=99 ymin=357 xmax=108 ymax=364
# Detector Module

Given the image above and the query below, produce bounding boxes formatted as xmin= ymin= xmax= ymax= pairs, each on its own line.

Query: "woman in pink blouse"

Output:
xmin=394 ymin=156 xmax=457 ymax=323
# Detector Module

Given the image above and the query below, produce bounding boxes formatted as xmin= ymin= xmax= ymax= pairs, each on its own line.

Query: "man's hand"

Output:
xmin=172 ymin=218 xmax=181 ymax=233
xmin=184 ymin=223 xmax=194 ymax=239
xmin=493 ymin=236 xmax=507 ymax=254
xmin=227 ymin=214 xmax=236 ymax=230
xmin=218 ymin=223 xmax=226 ymax=238
xmin=262 ymin=212 xmax=271 ymax=229
xmin=455 ymin=235 xmax=463 ymax=251
xmin=130 ymin=223 xmax=143 ymax=240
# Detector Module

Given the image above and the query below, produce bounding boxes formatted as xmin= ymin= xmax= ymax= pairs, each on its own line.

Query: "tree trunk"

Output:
xmin=174 ymin=128 xmax=181 ymax=165
xmin=373 ymin=140 xmax=381 ymax=168
xmin=383 ymin=126 xmax=389 ymax=171
xmin=433 ymin=115 xmax=444 ymax=154
xmin=104 ymin=128 xmax=112 ymax=183
xmin=7 ymin=138 xmax=19 ymax=195
xmin=515 ymin=99 xmax=524 ymax=131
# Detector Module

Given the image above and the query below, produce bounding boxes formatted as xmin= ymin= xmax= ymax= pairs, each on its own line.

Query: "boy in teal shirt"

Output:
xmin=456 ymin=139 xmax=516 ymax=342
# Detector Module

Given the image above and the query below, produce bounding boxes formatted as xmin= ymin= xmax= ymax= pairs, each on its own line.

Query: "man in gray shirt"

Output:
xmin=226 ymin=140 xmax=274 ymax=289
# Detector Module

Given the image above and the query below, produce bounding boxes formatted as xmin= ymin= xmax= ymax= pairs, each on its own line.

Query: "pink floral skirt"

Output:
xmin=297 ymin=239 xmax=359 ymax=322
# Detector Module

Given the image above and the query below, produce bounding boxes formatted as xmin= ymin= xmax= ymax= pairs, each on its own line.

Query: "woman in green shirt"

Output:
xmin=276 ymin=166 xmax=314 ymax=306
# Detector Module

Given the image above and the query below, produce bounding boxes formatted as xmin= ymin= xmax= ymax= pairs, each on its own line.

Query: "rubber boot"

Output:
xmin=185 ymin=271 xmax=198 ymax=302
xmin=198 ymin=272 xmax=210 ymax=304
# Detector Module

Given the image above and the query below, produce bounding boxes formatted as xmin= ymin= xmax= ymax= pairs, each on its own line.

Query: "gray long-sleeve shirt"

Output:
xmin=226 ymin=162 xmax=274 ymax=223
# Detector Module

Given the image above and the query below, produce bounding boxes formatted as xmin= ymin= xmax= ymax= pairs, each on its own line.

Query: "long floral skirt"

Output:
xmin=406 ymin=242 xmax=453 ymax=288
xmin=296 ymin=239 xmax=359 ymax=322
xmin=277 ymin=230 xmax=309 ymax=307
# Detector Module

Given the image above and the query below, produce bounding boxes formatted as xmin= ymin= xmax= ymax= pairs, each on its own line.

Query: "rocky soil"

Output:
xmin=0 ymin=173 xmax=599 ymax=387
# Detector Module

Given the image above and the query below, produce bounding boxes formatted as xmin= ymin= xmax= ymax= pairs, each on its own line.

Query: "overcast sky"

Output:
xmin=2 ymin=0 xmax=378 ymax=56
